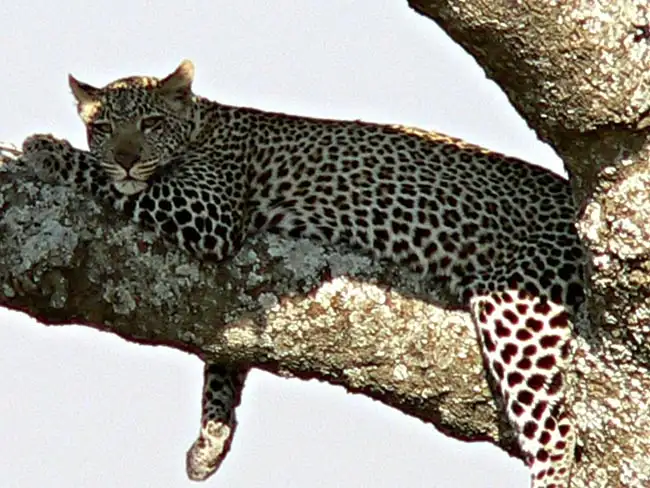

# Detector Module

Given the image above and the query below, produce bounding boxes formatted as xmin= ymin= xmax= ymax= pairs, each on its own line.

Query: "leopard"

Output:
xmin=21 ymin=60 xmax=585 ymax=488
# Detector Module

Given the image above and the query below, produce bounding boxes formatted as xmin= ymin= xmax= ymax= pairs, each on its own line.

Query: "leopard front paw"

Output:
xmin=22 ymin=133 xmax=73 ymax=156
xmin=21 ymin=134 xmax=84 ymax=186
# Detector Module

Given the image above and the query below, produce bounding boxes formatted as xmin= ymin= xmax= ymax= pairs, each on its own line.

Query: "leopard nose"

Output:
xmin=114 ymin=150 xmax=141 ymax=169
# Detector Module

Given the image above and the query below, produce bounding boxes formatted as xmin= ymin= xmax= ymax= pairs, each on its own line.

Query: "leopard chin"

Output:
xmin=113 ymin=179 xmax=148 ymax=195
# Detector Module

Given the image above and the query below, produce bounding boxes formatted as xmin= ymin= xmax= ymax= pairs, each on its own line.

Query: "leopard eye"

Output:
xmin=91 ymin=121 xmax=113 ymax=135
xmin=140 ymin=115 xmax=165 ymax=131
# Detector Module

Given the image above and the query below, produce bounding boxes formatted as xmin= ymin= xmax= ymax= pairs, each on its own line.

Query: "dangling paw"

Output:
xmin=186 ymin=414 xmax=237 ymax=481
xmin=186 ymin=363 xmax=247 ymax=481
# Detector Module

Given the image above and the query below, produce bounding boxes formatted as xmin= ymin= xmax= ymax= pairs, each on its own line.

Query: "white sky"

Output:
xmin=0 ymin=1 xmax=564 ymax=487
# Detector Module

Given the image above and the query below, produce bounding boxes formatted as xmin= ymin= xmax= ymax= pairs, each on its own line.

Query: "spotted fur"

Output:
xmin=22 ymin=60 xmax=585 ymax=487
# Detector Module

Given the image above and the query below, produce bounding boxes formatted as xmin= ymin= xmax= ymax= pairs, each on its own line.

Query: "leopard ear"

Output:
xmin=158 ymin=60 xmax=195 ymax=109
xmin=69 ymin=74 xmax=101 ymax=123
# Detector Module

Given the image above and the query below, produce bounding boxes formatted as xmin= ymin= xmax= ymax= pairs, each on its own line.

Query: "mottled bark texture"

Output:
xmin=409 ymin=0 xmax=650 ymax=486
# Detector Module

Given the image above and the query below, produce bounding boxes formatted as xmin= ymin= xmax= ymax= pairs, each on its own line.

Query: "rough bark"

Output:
xmin=2 ymin=0 xmax=650 ymax=486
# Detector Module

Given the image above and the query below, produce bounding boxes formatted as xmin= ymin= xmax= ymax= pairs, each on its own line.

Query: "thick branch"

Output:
xmin=0 ymin=159 xmax=517 ymax=455
xmin=2 ymin=139 xmax=650 ymax=485
xmin=409 ymin=1 xmax=650 ymax=195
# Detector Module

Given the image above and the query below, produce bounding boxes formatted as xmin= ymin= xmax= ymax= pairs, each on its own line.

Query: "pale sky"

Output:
xmin=0 ymin=1 xmax=564 ymax=487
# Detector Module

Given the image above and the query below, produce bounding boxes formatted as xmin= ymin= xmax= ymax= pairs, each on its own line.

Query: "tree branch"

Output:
xmin=0 ymin=158 xmax=519 ymax=458
xmin=409 ymin=1 xmax=650 ymax=193
xmin=2 ymin=132 xmax=649 ymax=486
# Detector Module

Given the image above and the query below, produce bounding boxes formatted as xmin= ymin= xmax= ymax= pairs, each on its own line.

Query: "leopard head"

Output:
xmin=69 ymin=60 xmax=197 ymax=195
